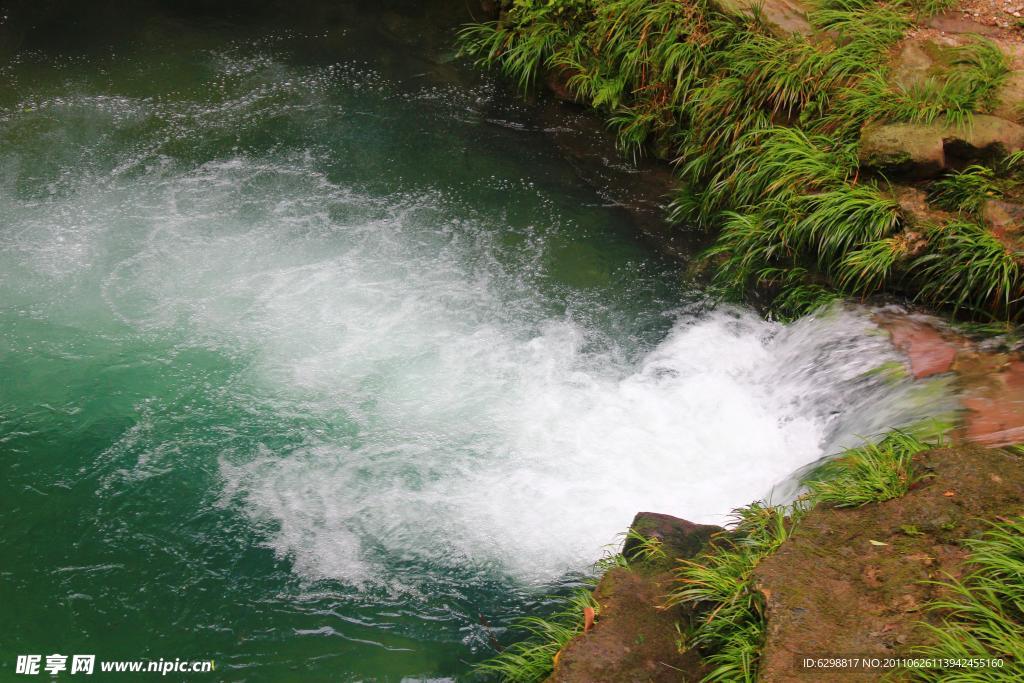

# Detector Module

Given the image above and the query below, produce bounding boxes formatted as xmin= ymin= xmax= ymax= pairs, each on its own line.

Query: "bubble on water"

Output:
xmin=0 ymin=54 xmax=956 ymax=591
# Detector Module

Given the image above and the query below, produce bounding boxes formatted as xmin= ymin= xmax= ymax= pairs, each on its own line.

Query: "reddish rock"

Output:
xmin=549 ymin=568 xmax=705 ymax=683
xmin=878 ymin=315 xmax=958 ymax=378
xmin=960 ymin=359 xmax=1024 ymax=447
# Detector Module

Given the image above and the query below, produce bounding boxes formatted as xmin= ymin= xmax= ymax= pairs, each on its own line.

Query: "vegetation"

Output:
xmin=804 ymin=430 xmax=930 ymax=507
xmin=667 ymin=502 xmax=801 ymax=682
xmin=459 ymin=0 xmax=1024 ymax=322
xmin=665 ymin=428 xmax=937 ymax=681
xmin=911 ymin=516 xmax=1024 ymax=681
xmin=474 ymin=587 xmax=600 ymax=682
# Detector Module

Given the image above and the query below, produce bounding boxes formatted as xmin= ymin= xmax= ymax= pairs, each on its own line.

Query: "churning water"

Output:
xmin=0 ymin=4 xmax=955 ymax=680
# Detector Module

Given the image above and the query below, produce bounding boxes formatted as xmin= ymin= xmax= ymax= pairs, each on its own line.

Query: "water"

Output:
xmin=0 ymin=3 xmax=955 ymax=680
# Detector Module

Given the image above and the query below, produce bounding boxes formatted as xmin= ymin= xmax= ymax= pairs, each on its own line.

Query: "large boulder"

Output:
xmin=993 ymin=71 xmax=1024 ymax=124
xmin=944 ymin=114 xmax=1024 ymax=161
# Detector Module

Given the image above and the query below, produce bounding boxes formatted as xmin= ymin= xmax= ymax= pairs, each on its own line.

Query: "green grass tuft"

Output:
xmin=929 ymin=165 xmax=1002 ymax=217
xmin=474 ymin=588 xmax=600 ymax=683
xmin=805 ymin=430 xmax=932 ymax=507
xmin=666 ymin=502 xmax=803 ymax=682
xmin=910 ymin=516 xmax=1024 ymax=681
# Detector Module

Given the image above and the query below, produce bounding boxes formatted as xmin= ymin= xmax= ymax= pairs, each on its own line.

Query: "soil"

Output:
xmin=754 ymin=444 xmax=1024 ymax=681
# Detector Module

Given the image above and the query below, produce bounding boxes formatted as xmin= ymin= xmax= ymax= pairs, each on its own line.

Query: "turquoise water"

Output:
xmin=0 ymin=3 xmax=956 ymax=681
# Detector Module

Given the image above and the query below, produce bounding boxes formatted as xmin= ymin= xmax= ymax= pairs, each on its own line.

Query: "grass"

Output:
xmin=458 ymin=0 xmax=1023 ymax=322
xmin=666 ymin=502 xmax=802 ymax=682
xmin=913 ymin=221 xmax=1022 ymax=319
xmin=474 ymin=588 xmax=601 ymax=683
xmin=804 ymin=430 xmax=932 ymax=507
xmin=929 ymin=165 xmax=1002 ymax=217
xmin=910 ymin=516 xmax=1024 ymax=681
xmin=622 ymin=527 xmax=669 ymax=564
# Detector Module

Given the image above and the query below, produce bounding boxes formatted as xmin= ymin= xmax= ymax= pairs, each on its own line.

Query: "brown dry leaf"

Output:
xmin=862 ymin=565 xmax=884 ymax=587
xmin=583 ymin=606 xmax=595 ymax=633
xmin=904 ymin=553 xmax=935 ymax=566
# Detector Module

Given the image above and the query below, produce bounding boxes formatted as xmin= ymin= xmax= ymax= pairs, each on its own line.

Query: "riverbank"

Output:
xmin=461 ymin=0 xmax=1024 ymax=323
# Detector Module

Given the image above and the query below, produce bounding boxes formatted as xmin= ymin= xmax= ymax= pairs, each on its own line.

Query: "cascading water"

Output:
xmin=0 ymin=5 xmax=957 ymax=679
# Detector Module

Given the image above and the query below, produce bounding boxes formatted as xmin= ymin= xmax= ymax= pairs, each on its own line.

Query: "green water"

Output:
xmin=0 ymin=3 xmax=960 ymax=681
xmin=0 ymin=2 xmax=693 ymax=680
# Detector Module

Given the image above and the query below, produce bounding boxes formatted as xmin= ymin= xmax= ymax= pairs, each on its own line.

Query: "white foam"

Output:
xmin=1 ymin=59 xmax=955 ymax=590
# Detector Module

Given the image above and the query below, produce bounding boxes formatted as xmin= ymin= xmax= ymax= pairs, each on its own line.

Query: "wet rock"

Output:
xmin=713 ymin=0 xmax=814 ymax=37
xmin=957 ymin=355 xmax=1024 ymax=447
xmin=880 ymin=315 xmax=958 ymax=378
xmin=543 ymin=67 xmax=586 ymax=106
xmin=624 ymin=512 xmax=723 ymax=565
xmin=754 ymin=445 xmax=1024 ymax=682
xmin=859 ymin=123 xmax=946 ymax=178
xmin=549 ymin=568 xmax=705 ymax=683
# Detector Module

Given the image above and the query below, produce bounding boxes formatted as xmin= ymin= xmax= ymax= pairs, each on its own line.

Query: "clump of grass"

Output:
xmin=838 ymin=235 xmax=914 ymax=295
xmin=929 ymin=165 xmax=1002 ymax=217
xmin=910 ymin=516 xmax=1024 ymax=681
xmin=913 ymin=221 xmax=1023 ymax=319
xmin=474 ymin=588 xmax=600 ymax=683
xmin=666 ymin=502 xmax=803 ymax=682
xmin=805 ymin=430 xmax=932 ymax=507
xmin=623 ymin=527 xmax=669 ymax=564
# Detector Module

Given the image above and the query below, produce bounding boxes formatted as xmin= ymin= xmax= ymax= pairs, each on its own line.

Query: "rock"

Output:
xmin=992 ymin=71 xmax=1024 ymax=123
xmin=927 ymin=13 xmax=1005 ymax=36
xmin=859 ymin=123 xmax=946 ymax=178
xmin=713 ymin=0 xmax=814 ymax=37
xmin=859 ymin=116 xmax=1024 ymax=178
xmin=892 ymin=185 xmax=954 ymax=231
xmin=549 ymin=568 xmax=706 ymax=682
xmin=956 ymin=355 xmax=1024 ymax=447
xmin=943 ymin=114 xmax=1024 ymax=162
xmin=754 ymin=445 xmax=1024 ymax=682
xmin=543 ymin=67 xmax=586 ymax=106
xmin=982 ymin=198 xmax=1024 ymax=237
xmin=878 ymin=314 xmax=958 ymax=379
xmin=624 ymin=512 xmax=723 ymax=565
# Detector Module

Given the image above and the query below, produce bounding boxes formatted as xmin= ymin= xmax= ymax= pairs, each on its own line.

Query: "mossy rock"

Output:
xmin=993 ymin=71 xmax=1024 ymax=124
xmin=624 ymin=512 xmax=722 ymax=570
xmin=944 ymin=114 xmax=1024 ymax=162
xmin=859 ymin=123 xmax=945 ymax=178
xmin=860 ymin=116 xmax=1024 ymax=178
xmin=712 ymin=0 xmax=814 ymax=38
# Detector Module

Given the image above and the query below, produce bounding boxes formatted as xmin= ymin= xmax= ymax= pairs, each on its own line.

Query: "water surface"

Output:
xmin=0 ymin=3 xmax=954 ymax=680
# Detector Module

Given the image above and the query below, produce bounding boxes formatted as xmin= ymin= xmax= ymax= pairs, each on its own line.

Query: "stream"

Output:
xmin=0 ymin=2 xmax=956 ymax=680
